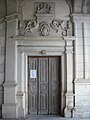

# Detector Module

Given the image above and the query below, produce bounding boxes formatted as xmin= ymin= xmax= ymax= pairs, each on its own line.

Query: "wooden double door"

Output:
xmin=28 ymin=56 xmax=61 ymax=115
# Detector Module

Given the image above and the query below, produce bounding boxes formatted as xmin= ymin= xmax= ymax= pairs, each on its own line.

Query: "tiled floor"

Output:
xmin=0 ymin=115 xmax=90 ymax=120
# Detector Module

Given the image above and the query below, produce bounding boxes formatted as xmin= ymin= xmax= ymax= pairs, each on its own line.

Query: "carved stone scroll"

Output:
xmin=50 ymin=19 xmax=70 ymax=36
xmin=18 ymin=18 xmax=38 ymax=35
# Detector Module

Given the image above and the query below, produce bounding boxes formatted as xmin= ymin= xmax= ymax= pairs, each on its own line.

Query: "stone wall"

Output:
xmin=0 ymin=0 xmax=5 ymax=117
xmin=0 ymin=22 xmax=5 ymax=118
xmin=73 ymin=1 xmax=90 ymax=117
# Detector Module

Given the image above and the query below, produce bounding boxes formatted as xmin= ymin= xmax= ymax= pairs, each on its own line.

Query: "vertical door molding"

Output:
xmin=38 ymin=57 xmax=49 ymax=114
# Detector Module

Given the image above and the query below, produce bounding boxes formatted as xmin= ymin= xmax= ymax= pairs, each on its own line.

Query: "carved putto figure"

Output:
xmin=36 ymin=2 xmax=52 ymax=14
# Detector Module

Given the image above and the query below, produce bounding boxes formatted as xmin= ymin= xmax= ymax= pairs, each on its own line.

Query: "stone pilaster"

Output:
xmin=63 ymin=37 xmax=75 ymax=117
xmin=2 ymin=19 xmax=18 ymax=118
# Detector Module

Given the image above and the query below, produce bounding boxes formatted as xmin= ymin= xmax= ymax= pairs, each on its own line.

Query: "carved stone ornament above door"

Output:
xmin=18 ymin=2 xmax=72 ymax=37
xmin=39 ymin=22 xmax=50 ymax=36
xmin=35 ymin=2 xmax=54 ymax=15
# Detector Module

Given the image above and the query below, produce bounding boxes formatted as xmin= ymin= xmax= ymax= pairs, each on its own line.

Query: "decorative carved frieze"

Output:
xmin=18 ymin=18 xmax=72 ymax=36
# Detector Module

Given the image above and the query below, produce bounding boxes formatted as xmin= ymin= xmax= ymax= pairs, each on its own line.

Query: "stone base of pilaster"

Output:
xmin=2 ymin=103 xmax=18 ymax=118
xmin=64 ymin=107 xmax=73 ymax=117
xmin=18 ymin=107 xmax=25 ymax=118
xmin=64 ymin=92 xmax=74 ymax=118
xmin=17 ymin=91 xmax=25 ymax=118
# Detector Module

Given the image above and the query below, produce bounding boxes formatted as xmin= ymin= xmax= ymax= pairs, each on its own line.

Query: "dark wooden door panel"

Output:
xmin=38 ymin=58 xmax=49 ymax=114
xmin=49 ymin=57 xmax=60 ymax=114
xmin=28 ymin=57 xmax=38 ymax=114
xmin=28 ymin=56 xmax=61 ymax=115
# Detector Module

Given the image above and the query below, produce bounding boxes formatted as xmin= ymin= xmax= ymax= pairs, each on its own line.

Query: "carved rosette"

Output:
xmin=39 ymin=22 xmax=50 ymax=36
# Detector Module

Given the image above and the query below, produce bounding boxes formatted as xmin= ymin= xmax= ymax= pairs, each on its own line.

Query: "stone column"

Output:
xmin=2 ymin=19 xmax=18 ymax=118
xmin=63 ymin=36 xmax=75 ymax=117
